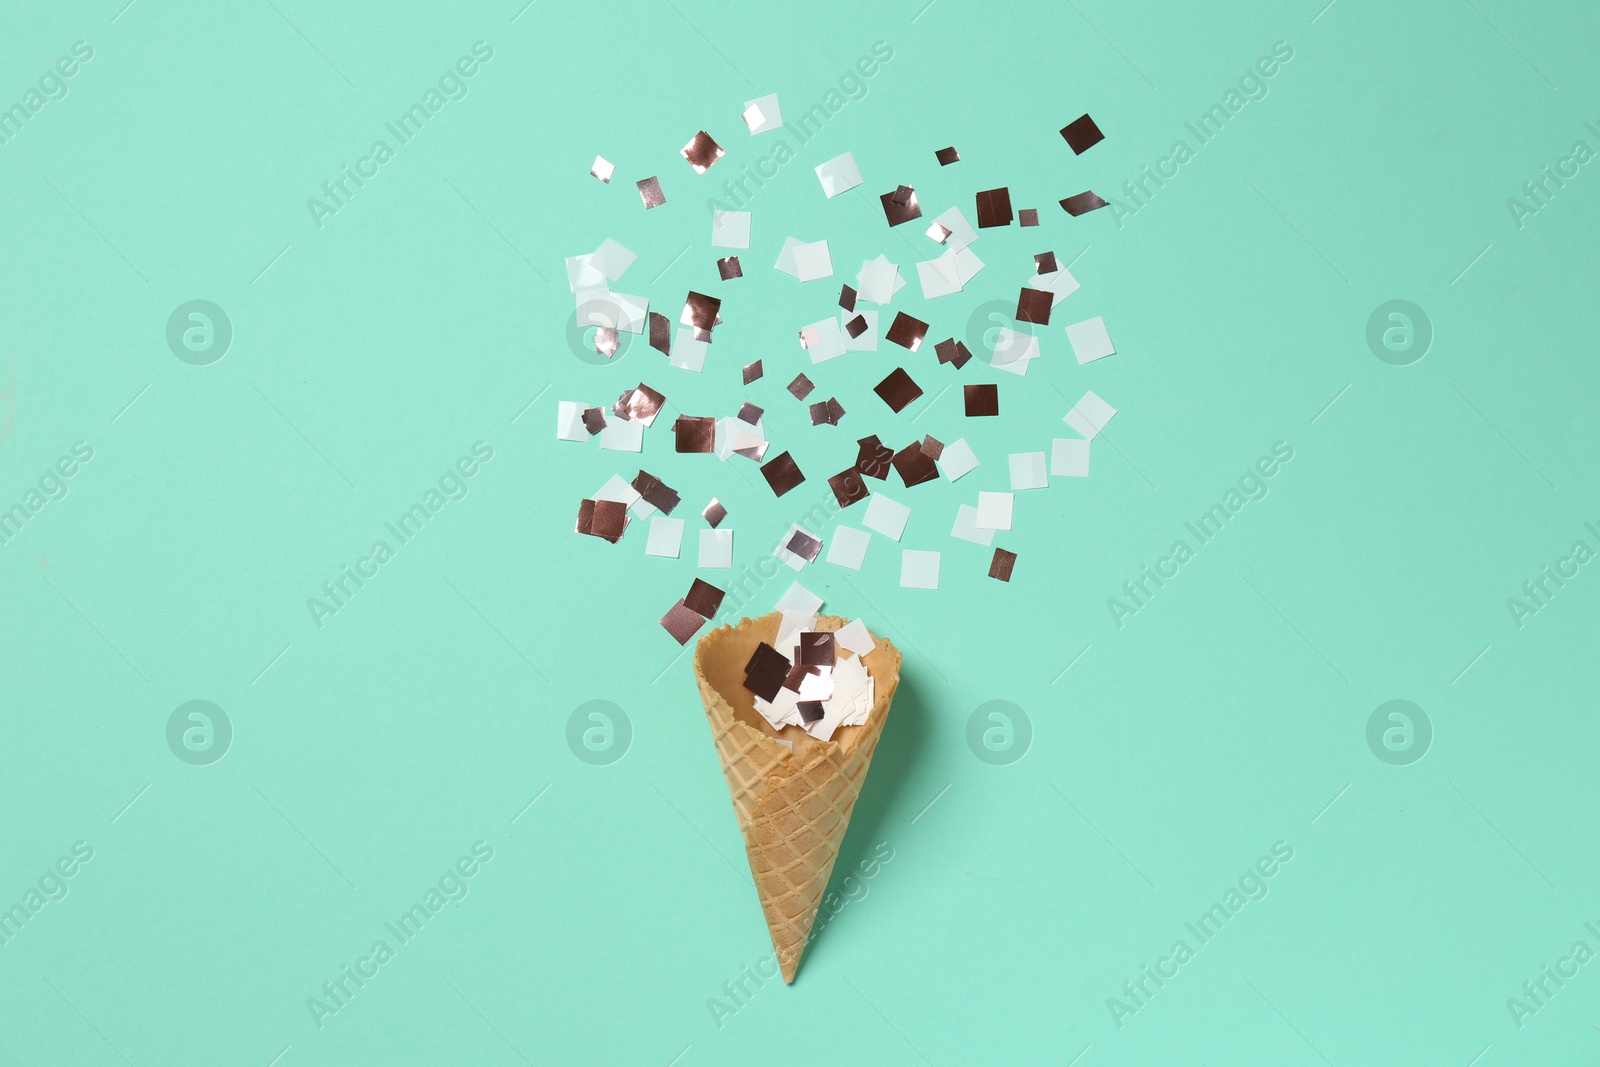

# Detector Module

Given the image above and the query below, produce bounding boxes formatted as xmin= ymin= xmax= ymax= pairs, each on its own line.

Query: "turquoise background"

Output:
xmin=2 ymin=0 xmax=1597 ymax=1063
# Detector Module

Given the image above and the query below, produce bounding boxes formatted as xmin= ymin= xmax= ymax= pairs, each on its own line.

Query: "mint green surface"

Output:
xmin=3 ymin=0 xmax=1598 ymax=1063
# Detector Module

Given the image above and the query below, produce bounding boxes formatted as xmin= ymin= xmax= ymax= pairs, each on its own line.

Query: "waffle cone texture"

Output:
xmin=693 ymin=612 xmax=902 ymax=983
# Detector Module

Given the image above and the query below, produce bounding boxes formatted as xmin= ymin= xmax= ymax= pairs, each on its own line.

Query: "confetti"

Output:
xmin=826 ymin=525 xmax=871 ymax=570
xmin=989 ymin=548 xmax=1017 ymax=582
xmin=856 ymin=435 xmax=894 ymax=480
xmin=935 ymin=146 xmax=960 ymax=165
xmin=976 ymin=491 xmax=1014 ymax=530
xmin=632 ymin=470 xmax=681 ymax=513
xmin=950 ymin=503 xmax=994 ymax=545
xmin=760 ymin=451 xmax=805 ymax=497
xmin=1019 ymin=208 xmax=1040 ymax=227
xmin=892 ymin=441 xmax=939 ymax=487
xmin=578 ymin=498 xmax=628 ymax=543
xmin=935 ymin=338 xmax=974 ymax=369
xmin=839 ymin=284 xmax=857 ymax=311
xmin=874 ymin=368 xmax=924 ymax=412
xmin=964 ymin=383 xmax=999 ymax=417
xmin=788 ymin=374 xmax=815 ymax=401
xmin=675 ymin=415 xmax=717 ymax=453
xmin=684 ymin=578 xmax=726 ymax=618
xmin=829 ymin=467 xmax=869 ymax=508
xmin=742 ymin=359 xmax=763 ymax=384
xmin=718 ymin=256 xmax=743 ymax=280
xmin=1066 ymin=315 xmax=1116 ymax=363
xmin=1063 ymin=390 xmax=1117 ymax=438
xmin=774 ymin=581 xmax=823 ymax=614
xmin=798 ymin=631 xmax=836 ymax=666
xmin=1061 ymin=191 xmax=1109 ymax=216
xmin=557 ymin=401 xmax=589 ymax=442
xmin=637 ymin=176 xmax=666 ymax=209
xmin=649 ymin=312 xmax=672 ymax=355
xmin=884 ymin=313 xmax=928 ymax=352
xmin=880 ymin=185 xmax=922 ymax=226
xmin=1035 ymin=251 xmax=1058 ymax=274
xmin=712 ymin=209 xmax=752 ymax=248
xmin=1016 ymin=287 xmax=1052 ymax=326
xmin=862 ymin=493 xmax=911 ymax=540
xmin=590 ymin=156 xmax=615 ymax=183
xmin=680 ymin=130 xmax=725 ymax=173
xmin=786 ymin=529 xmax=823 ymax=563
xmin=614 ymin=384 xmax=666 ymax=426
xmin=810 ymin=398 xmax=845 ymax=426
xmin=646 ymin=516 xmax=685 ymax=557
xmin=661 ymin=599 xmax=706 ymax=644
xmin=1009 ymin=452 xmax=1048 ymax=490
xmin=934 ymin=438 xmax=972 ymax=479
xmin=975 ymin=187 xmax=1013 ymax=228
xmin=814 ymin=152 xmax=863 ymax=198
xmin=900 ymin=549 xmax=940 ymax=589
xmin=699 ymin=528 xmax=734 ymax=568
xmin=743 ymin=93 xmax=783 ymax=134
xmin=1060 ymin=113 xmax=1105 ymax=154
xmin=703 ymin=498 xmax=727 ymax=527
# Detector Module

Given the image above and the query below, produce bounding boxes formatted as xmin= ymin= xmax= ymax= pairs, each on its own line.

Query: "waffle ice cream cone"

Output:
xmin=693 ymin=612 xmax=902 ymax=983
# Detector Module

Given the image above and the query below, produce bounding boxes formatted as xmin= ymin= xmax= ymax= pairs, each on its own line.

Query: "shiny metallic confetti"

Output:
xmin=703 ymin=498 xmax=727 ymax=528
xmin=594 ymin=327 xmax=620 ymax=359
xmin=935 ymin=146 xmax=960 ymax=166
xmin=975 ymin=187 xmax=1013 ymax=228
xmin=737 ymin=401 xmax=764 ymax=424
xmin=989 ymin=547 xmax=1017 ymax=582
xmin=1035 ymin=251 xmax=1058 ymax=274
xmin=680 ymin=291 xmax=721 ymax=332
xmin=965 ymin=383 xmax=999 ymax=416
xmin=680 ymin=130 xmax=725 ymax=173
xmin=1016 ymin=287 xmax=1052 ymax=326
xmin=577 ymin=498 xmax=628 ymax=543
xmin=880 ymin=185 xmax=922 ymax=226
xmin=742 ymin=359 xmax=763 ymax=384
xmin=674 ymin=415 xmax=717 ymax=453
xmin=717 ymin=256 xmax=742 ymax=280
xmin=920 ymin=435 xmax=944 ymax=461
xmin=845 ymin=314 xmax=869 ymax=338
xmin=744 ymin=641 xmax=791 ymax=701
xmin=892 ymin=441 xmax=938 ymax=487
xmin=839 ymin=284 xmax=857 ymax=312
xmin=874 ymin=368 xmax=924 ymax=412
xmin=614 ymin=383 xmax=666 ymax=426
xmin=926 ymin=221 xmax=952 ymax=244
xmin=648 ymin=312 xmax=672 ymax=356
xmin=935 ymin=337 xmax=973 ymax=369
xmin=884 ymin=312 xmax=928 ymax=351
xmin=856 ymin=435 xmax=893 ymax=480
xmin=591 ymin=155 xmax=615 ymax=183
xmin=760 ymin=451 xmax=805 ymax=496
xmin=788 ymin=374 xmax=815 ymax=401
xmin=1061 ymin=191 xmax=1109 ymax=216
xmin=809 ymin=397 xmax=845 ymax=426
xmin=1019 ymin=208 xmax=1040 ymax=227
xmin=632 ymin=470 xmax=680 ymax=513
xmin=581 ymin=407 xmax=606 ymax=435
xmin=683 ymin=577 xmax=726 ymax=618
xmin=798 ymin=631 xmax=836 ymax=666
xmin=1060 ymin=113 xmax=1105 ymax=154
xmin=829 ymin=467 xmax=869 ymax=508
xmin=637 ymin=176 xmax=666 ymax=209
xmin=661 ymin=599 xmax=707 ymax=644
xmin=785 ymin=529 xmax=823 ymax=563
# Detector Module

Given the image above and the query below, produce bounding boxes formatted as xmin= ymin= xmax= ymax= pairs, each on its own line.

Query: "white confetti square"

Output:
xmin=645 ymin=516 xmax=684 ymax=557
xmin=815 ymin=152 xmax=863 ymax=198
xmin=699 ymin=528 xmax=733 ymax=568
xmin=900 ymin=549 xmax=941 ymax=589
xmin=742 ymin=93 xmax=782 ymax=134
xmin=992 ymin=328 xmax=1039 ymax=376
xmin=801 ymin=318 xmax=847 ymax=362
xmin=938 ymin=438 xmax=979 ymax=481
xmin=775 ymin=581 xmax=823 ymax=614
xmin=599 ymin=416 xmax=643 ymax=452
xmin=976 ymin=491 xmax=1013 ymax=530
xmin=951 ymin=504 xmax=994 ymax=545
xmin=862 ymin=493 xmax=911 ymax=541
xmin=835 ymin=618 xmax=875 ymax=656
xmin=711 ymin=210 xmax=752 ymax=249
xmin=1052 ymin=438 xmax=1091 ymax=477
xmin=793 ymin=240 xmax=833 ymax=282
xmin=1009 ymin=452 xmax=1048 ymax=490
xmin=592 ymin=238 xmax=636 ymax=281
xmin=826 ymin=525 xmax=871 ymax=570
xmin=557 ymin=401 xmax=588 ymax=442
xmin=669 ymin=329 xmax=708 ymax=372
xmin=1064 ymin=391 xmax=1117 ymax=438
xmin=1066 ymin=315 xmax=1115 ymax=364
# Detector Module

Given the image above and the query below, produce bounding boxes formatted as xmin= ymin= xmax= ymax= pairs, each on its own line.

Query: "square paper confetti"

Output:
xmin=827 ymin=525 xmax=871 ymax=570
xmin=1066 ymin=316 xmax=1116 ymax=363
xmin=1052 ymin=438 xmax=1091 ymax=477
xmin=976 ymin=491 xmax=1014 ymax=530
xmin=900 ymin=550 xmax=941 ymax=590
xmin=862 ymin=493 xmax=911 ymax=540
xmin=1009 ymin=452 xmax=1048 ymax=490
xmin=699 ymin=528 xmax=733 ymax=568
xmin=645 ymin=516 xmax=684 ymax=557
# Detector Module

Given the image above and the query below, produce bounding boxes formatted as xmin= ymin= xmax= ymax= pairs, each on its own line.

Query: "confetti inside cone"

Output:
xmin=693 ymin=612 xmax=901 ymax=983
